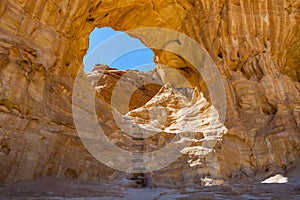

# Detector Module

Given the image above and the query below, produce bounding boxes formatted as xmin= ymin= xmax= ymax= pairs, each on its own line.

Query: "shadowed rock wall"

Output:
xmin=0 ymin=0 xmax=299 ymax=185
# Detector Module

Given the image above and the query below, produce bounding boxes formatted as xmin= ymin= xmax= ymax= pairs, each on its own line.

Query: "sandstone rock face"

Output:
xmin=87 ymin=64 xmax=163 ymax=114
xmin=0 ymin=0 xmax=299 ymax=186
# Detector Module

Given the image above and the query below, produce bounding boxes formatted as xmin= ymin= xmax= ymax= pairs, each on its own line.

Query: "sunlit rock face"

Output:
xmin=87 ymin=64 xmax=163 ymax=114
xmin=0 ymin=0 xmax=299 ymax=186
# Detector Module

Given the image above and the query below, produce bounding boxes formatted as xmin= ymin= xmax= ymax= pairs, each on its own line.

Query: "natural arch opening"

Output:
xmin=83 ymin=27 xmax=155 ymax=73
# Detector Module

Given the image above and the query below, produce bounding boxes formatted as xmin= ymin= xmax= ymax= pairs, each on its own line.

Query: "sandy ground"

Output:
xmin=0 ymin=164 xmax=300 ymax=200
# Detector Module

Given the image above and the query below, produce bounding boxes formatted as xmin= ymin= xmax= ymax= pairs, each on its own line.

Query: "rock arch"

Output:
xmin=0 ymin=0 xmax=299 ymax=185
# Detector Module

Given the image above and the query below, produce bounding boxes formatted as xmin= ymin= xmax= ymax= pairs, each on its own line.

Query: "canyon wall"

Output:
xmin=0 ymin=0 xmax=299 ymax=186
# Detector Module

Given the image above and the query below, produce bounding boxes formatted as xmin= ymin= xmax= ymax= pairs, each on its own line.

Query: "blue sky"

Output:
xmin=83 ymin=27 xmax=155 ymax=72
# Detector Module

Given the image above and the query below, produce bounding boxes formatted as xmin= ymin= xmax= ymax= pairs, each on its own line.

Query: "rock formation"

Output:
xmin=0 ymin=0 xmax=299 ymax=187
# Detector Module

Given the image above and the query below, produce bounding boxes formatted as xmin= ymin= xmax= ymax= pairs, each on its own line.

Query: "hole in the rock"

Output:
xmin=0 ymin=144 xmax=11 ymax=155
xmin=87 ymin=17 xmax=95 ymax=22
xmin=17 ymin=59 xmax=31 ymax=68
xmin=218 ymin=51 xmax=223 ymax=59
xmin=218 ymin=52 xmax=223 ymax=59
xmin=126 ymin=173 xmax=148 ymax=188
xmin=64 ymin=168 xmax=78 ymax=179
xmin=262 ymin=102 xmax=277 ymax=115
xmin=83 ymin=27 xmax=155 ymax=73
xmin=265 ymin=168 xmax=270 ymax=172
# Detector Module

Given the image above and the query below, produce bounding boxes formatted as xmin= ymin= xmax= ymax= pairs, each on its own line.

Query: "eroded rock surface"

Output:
xmin=87 ymin=64 xmax=163 ymax=114
xmin=0 ymin=0 xmax=299 ymax=189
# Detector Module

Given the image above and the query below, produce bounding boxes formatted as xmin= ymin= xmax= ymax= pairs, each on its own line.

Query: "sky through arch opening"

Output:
xmin=83 ymin=27 xmax=155 ymax=73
